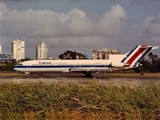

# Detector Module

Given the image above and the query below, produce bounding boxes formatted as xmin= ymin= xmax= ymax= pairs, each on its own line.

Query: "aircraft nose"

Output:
xmin=14 ymin=68 xmax=17 ymax=70
xmin=13 ymin=66 xmax=18 ymax=71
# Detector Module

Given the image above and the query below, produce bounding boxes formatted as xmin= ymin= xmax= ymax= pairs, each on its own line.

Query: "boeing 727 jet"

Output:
xmin=14 ymin=45 xmax=159 ymax=77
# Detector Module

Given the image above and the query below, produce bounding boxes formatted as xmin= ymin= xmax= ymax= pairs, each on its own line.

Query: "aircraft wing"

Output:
xmin=69 ymin=67 xmax=118 ymax=72
xmin=69 ymin=67 xmax=114 ymax=72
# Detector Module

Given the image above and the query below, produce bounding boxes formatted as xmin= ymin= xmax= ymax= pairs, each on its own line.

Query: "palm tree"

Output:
xmin=154 ymin=54 xmax=158 ymax=61
xmin=148 ymin=52 xmax=153 ymax=59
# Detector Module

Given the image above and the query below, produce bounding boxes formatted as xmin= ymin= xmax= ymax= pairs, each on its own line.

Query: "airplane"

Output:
xmin=14 ymin=45 xmax=159 ymax=77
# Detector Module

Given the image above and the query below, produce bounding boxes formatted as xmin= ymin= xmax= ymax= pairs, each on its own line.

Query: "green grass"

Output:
xmin=0 ymin=81 xmax=160 ymax=120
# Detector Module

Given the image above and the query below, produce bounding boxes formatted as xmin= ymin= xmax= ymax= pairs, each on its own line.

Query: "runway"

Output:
xmin=0 ymin=72 xmax=160 ymax=85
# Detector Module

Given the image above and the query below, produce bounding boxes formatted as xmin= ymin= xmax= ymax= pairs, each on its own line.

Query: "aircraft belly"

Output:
xmin=17 ymin=68 xmax=69 ymax=72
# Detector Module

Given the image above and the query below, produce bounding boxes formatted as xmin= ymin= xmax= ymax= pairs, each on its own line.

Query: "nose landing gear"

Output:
xmin=25 ymin=72 xmax=30 ymax=76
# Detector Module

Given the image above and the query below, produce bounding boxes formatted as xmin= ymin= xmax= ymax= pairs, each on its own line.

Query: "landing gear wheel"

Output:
xmin=25 ymin=72 xmax=30 ymax=77
xmin=84 ymin=72 xmax=92 ymax=78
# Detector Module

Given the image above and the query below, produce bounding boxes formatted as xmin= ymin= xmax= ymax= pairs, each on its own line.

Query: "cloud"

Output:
xmin=143 ymin=15 xmax=160 ymax=37
xmin=1 ymin=1 xmax=160 ymax=58
xmin=97 ymin=4 xmax=126 ymax=36
xmin=1 ymin=3 xmax=126 ymax=43
xmin=0 ymin=2 xmax=128 ymax=58
xmin=111 ymin=13 xmax=160 ymax=55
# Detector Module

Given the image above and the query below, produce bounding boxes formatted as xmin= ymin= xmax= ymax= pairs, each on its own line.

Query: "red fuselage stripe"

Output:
xmin=127 ymin=45 xmax=146 ymax=66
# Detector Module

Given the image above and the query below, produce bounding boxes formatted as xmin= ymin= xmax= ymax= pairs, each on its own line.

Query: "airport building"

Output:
xmin=92 ymin=47 xmax=122 ymax=59
xmin=0 ymin=43 xmax=16 ymax=64
xmin=36 ymin=42 xmax=49 ymax=60
xmin=11 ymin=39 xmax=25 ymax=61
xmin=0 ymin=53 xmax=16 ymax=64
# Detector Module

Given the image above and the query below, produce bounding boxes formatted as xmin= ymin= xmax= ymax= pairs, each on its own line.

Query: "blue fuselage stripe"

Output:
xmin=14 ymin=65 xmax=107 ymax=68
xmin=121 ymin=45 xmax=138 ymax=63
xmin=133 ymin=47 xmax=152 ymax=67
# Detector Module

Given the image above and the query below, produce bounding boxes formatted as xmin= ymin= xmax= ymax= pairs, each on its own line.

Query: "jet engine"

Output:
xmin=62 ymin=69 xmax=70 ymax=73
xmin=109 ymin=63 xmax=125 ymax=67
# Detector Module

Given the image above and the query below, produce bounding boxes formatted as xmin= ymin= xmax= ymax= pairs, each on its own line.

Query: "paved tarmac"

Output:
xmin=0 ymin=73 xmax=160 ymax=85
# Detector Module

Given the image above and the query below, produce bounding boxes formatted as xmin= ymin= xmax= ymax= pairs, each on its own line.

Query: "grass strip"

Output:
xmin=0 ymin=81 xmax=160 ymax=119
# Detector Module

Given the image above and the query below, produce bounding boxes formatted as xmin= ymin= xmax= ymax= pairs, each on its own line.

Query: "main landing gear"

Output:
xmin=83 ymin=72 xmax=92 ymax=78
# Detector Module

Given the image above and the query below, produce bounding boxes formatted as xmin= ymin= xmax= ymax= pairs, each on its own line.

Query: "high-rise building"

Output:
xmin=36 ymin=42 xmax=49 ymax=60
xmin=11 ymin=39 xmax=25 ymax=61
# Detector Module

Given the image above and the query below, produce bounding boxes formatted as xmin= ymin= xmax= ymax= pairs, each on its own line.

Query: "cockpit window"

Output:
xmin=18 ymin=63 xmax=23 ymax=66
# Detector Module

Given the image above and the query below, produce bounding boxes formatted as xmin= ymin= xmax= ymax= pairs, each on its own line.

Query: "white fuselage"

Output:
xmin=13 ymin=44 xmax=159 ymax=75
xmin=14 ymin=55 xmax=126 ymax=73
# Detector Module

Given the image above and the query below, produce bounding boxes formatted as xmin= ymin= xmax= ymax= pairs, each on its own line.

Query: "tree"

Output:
xmin=58 ymin=50 xmax=88 ymax=59
xmin=18 ymin=57 xmax=32 ymax=62
xmin=147 ymin=52 xmax=160 ymax=72
xmin=136 ymin=52 xmax=160 ymax=73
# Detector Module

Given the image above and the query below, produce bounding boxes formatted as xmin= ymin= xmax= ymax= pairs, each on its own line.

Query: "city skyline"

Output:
xmin=1 ymin=39 xmax=159 ymax=61
xmin=1 ymin=0 xmax=160 ymax=59
xmin=0 ymin=40 xmax=123 ymax=60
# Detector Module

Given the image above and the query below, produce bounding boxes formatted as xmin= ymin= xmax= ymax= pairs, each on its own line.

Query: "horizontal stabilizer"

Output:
xmin=152 ymin=46 xmax=160 ymax=50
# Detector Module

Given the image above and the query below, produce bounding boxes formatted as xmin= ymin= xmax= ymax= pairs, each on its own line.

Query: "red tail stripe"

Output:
xmin=126 ymin=45 xmax=147 ymax=66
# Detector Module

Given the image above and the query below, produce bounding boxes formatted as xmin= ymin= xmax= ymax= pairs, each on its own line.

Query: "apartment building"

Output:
xmin=92 ymin=47 xmax=122 ymax=59
xmin=11 ymin=39 xmax=25 ymax=61
xmin=36 ymin=42 xmax=49 ymax=60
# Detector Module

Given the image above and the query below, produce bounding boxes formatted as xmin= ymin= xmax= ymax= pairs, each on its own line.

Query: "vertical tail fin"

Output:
xmin=121 ymin=45 xmax=153 ymax=67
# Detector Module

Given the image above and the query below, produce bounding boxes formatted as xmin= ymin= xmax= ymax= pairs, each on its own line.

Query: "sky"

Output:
xmin=0 ymin=0 xmax=160 ymax=59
